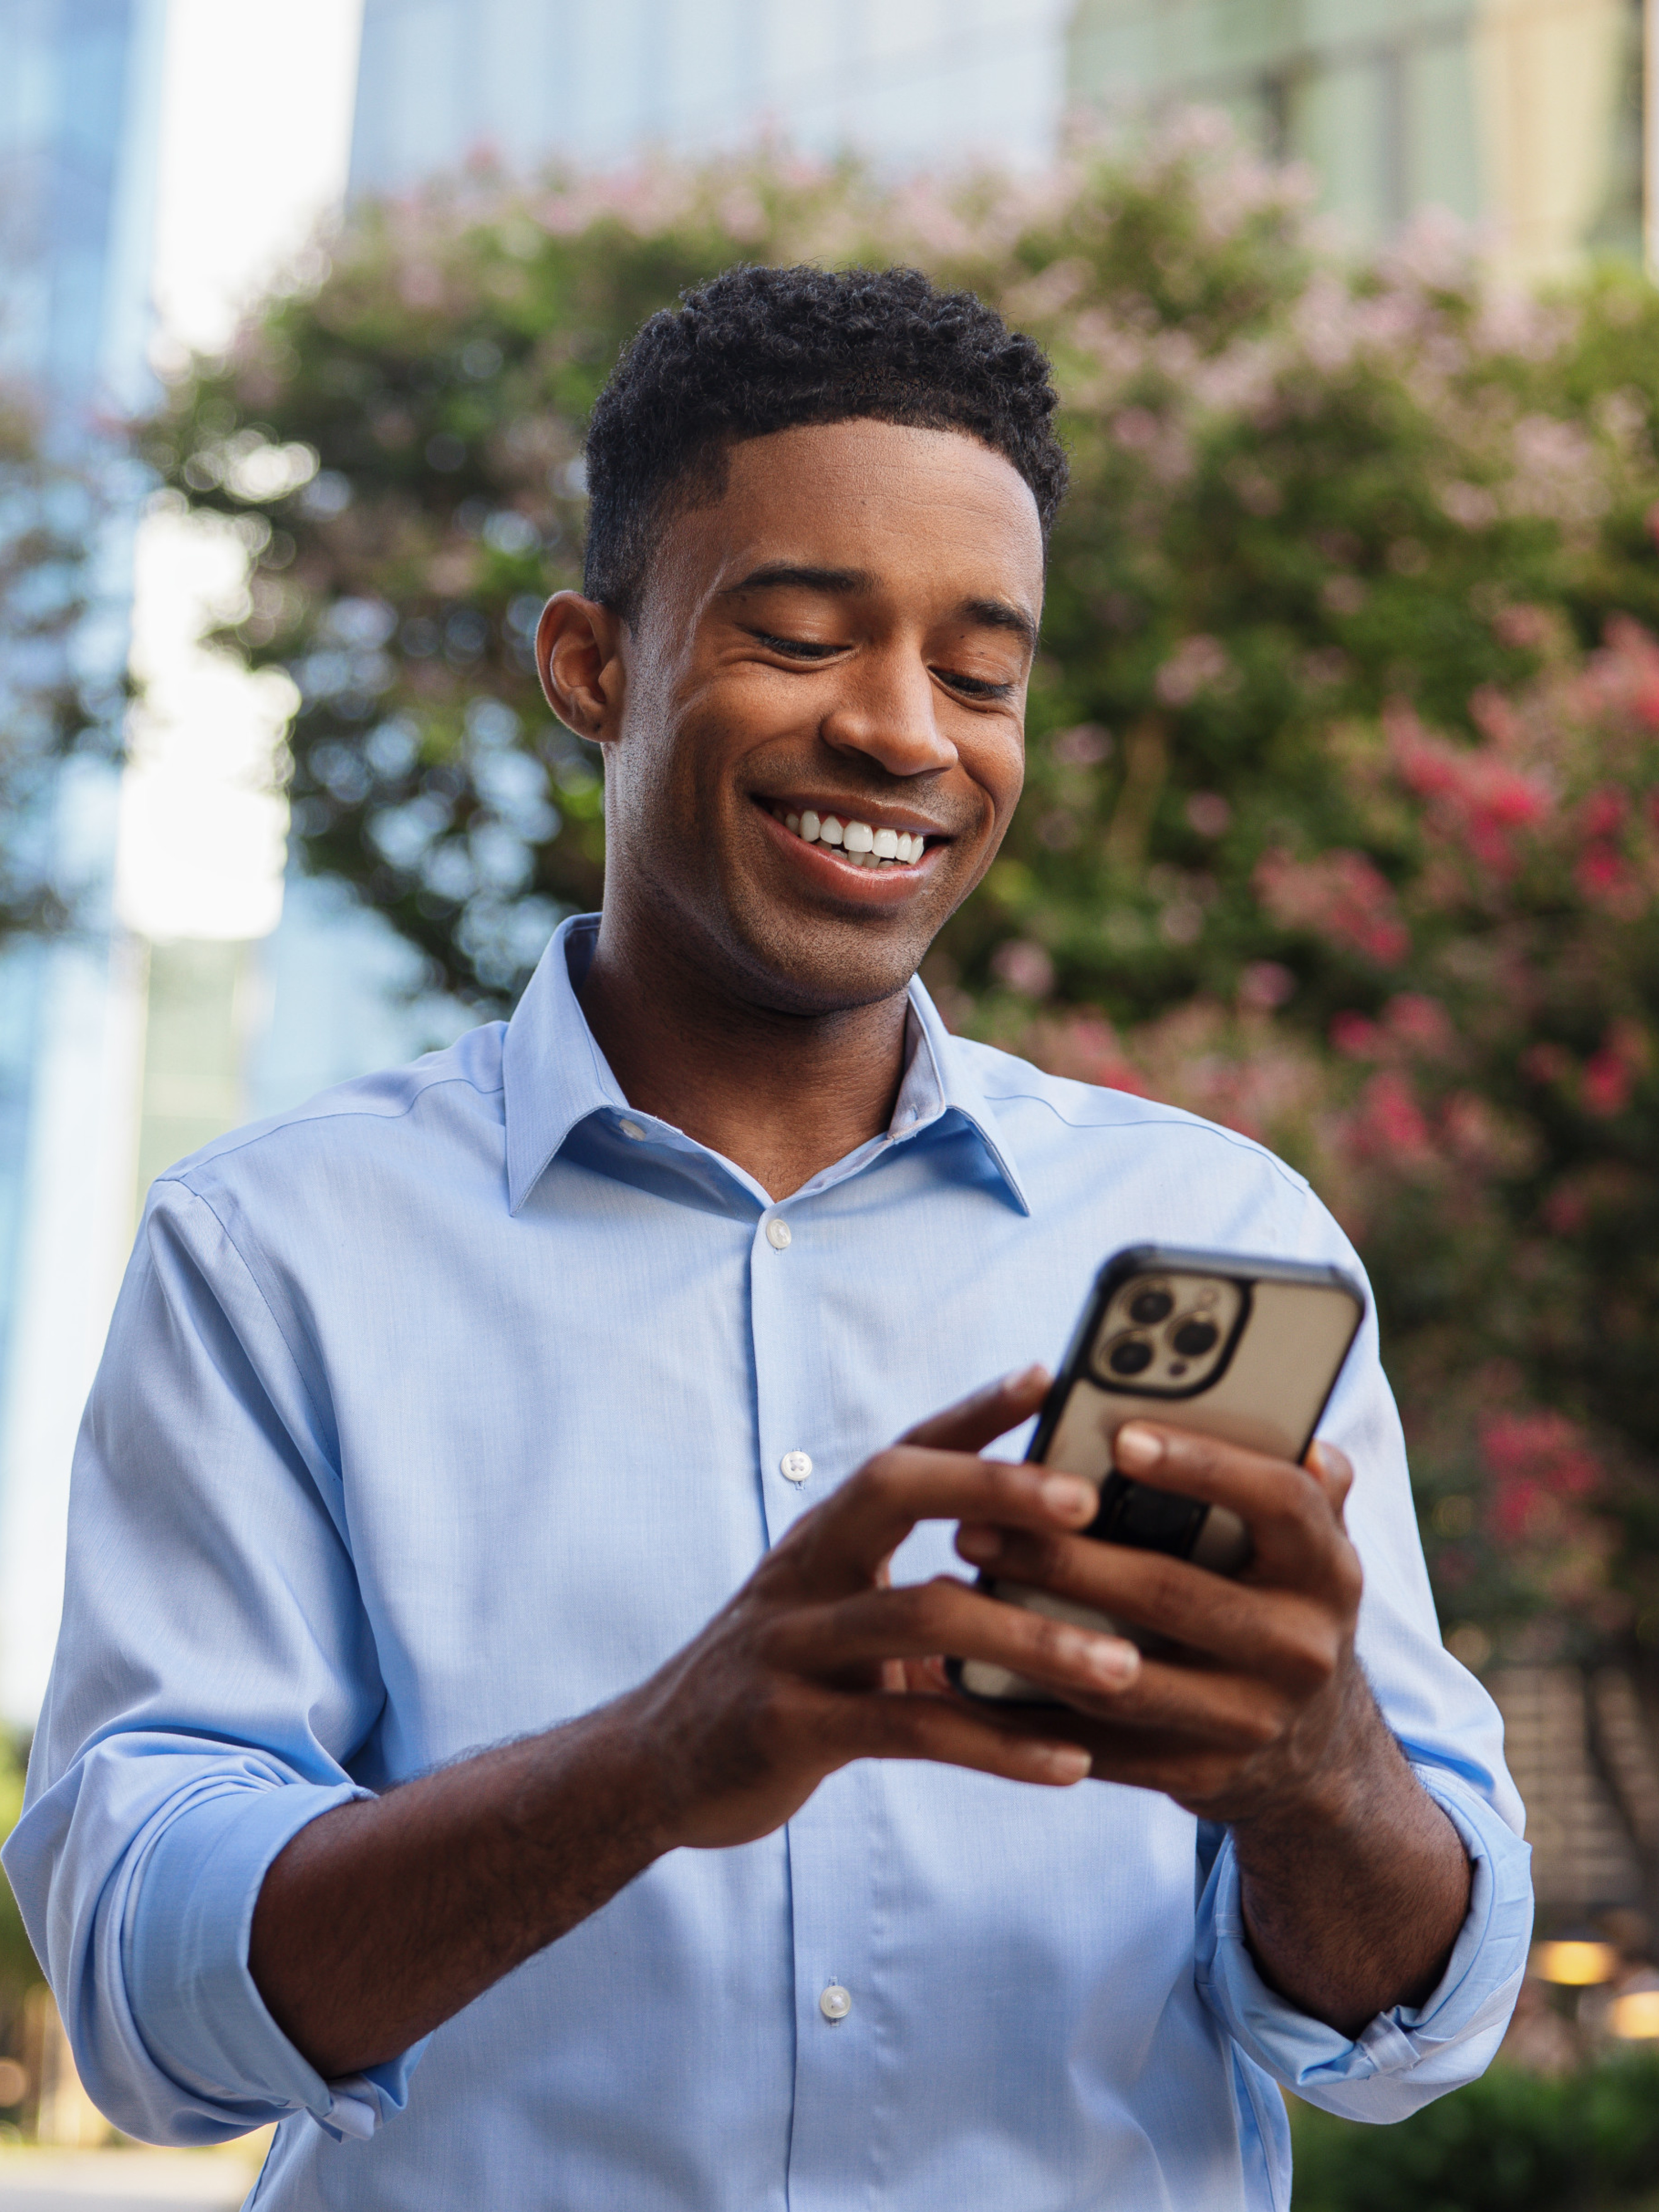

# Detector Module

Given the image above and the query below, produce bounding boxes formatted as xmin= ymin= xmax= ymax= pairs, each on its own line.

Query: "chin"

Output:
xmin=725 ymin=906 xmax=931 ymax=1017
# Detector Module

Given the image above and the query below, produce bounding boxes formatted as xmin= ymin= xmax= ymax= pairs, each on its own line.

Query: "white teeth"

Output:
xmin=774 ymin=806 xmax=926 ymax=864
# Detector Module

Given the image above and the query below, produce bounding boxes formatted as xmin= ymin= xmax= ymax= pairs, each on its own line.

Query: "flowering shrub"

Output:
xmin=153 ymin=123 xmax=1659 ymax=1653
xmin=992 ymin=616 xmax=1659 ymax=1657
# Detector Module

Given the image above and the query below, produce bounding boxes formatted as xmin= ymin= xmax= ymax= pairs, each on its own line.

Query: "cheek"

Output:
xmin=971 ymin=725 xmax=1026 ymax=827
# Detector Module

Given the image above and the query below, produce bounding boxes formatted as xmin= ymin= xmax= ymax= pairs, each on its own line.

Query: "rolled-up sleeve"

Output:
xmin=1194 ymin=1196 xmax=1534 ymax=2126
xmin=1 ymin=1178 xmax=421 ymax=2145
xmin=1197 ymin=1764 xmax=1533 ymax=2123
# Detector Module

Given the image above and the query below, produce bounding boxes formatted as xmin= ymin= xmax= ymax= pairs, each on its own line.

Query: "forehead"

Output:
xmin=659 ymin=419 xmax=1046 ymax=609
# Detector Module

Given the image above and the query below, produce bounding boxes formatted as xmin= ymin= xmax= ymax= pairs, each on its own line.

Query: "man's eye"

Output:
xmin=750 ymin=630 xmax=842 ymax=661
xmin=937 ymin=668 xmax=1015 ymax=702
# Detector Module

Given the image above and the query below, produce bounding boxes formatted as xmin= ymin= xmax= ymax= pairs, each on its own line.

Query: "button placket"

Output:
xmin=749 ymin=1205 xmax=817 ymax=1544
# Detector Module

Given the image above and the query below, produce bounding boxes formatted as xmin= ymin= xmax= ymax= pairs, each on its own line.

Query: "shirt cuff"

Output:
xmin=1195 ymin=1764 xmax=1534 ymax=2123
xmin=122 ymin=1778 xmax=428 ymax=2139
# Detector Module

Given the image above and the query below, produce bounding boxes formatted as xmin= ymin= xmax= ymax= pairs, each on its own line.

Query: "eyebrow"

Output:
xmin=723 ymin=563 xmax=874 ymax=598
xmin=723 ymin=565 xmax=1038 ymax=652
xmin=961 ymin=596 xmax=1038 ymax=652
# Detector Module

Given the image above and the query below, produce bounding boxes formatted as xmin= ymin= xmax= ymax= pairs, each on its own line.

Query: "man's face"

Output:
xmin=541 ymin=418 xmax=1044 ymax=1015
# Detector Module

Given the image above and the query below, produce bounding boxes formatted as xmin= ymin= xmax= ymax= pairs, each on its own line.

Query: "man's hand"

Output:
xmin=621 ymin=1365 xmax=1141 ymax=1851
xmin=953 ymin=1421 xmax=1473 ymax=2034
xmin=251 ymin=1366 xmax=1142 ymax=2077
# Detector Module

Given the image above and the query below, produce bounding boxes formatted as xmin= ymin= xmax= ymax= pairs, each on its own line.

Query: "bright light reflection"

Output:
xmin=1531 ymin=1939 xmax=1620 ymax=1986
xmin=1611 ymin=1988 xmax=1659 ymax=2038
xmin=116 ymin=506 xmax=295 ymax=941
xmin=123 ymin=0 xmax=365 ymax=946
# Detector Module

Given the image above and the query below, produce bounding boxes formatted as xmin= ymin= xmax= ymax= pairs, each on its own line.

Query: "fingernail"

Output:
xmin=1005 ymin=1362 xmax=1051 ymax=1393
xmin=1035 ymin=1745 xmax=1092 ymax=1783
xmin=956 ymin=1525 xmax=1002 ymax=1562
xmin=1086 ymin=1638 xmax=1138 ymax=1688
xmin=1039 ymin=1474 xmax=1095 ymax=1521
xmin=1114 ymin=1423 xmax=1161 ymax=1472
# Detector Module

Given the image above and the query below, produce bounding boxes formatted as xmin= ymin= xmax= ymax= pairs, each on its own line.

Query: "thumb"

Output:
xmin=901 ymin=1365 xmax=1051 ymax=1455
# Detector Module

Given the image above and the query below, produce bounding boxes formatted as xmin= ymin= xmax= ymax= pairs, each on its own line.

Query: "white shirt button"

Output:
xmin=764 ymin=1218 xmax=792 ymax=1251
xmin=819 ymin=1984 xmax=851 ymax=2022
xmin=780 ymin=1450 xmax=812 ymax=1484
xmin=618 ymin=1119 xmax=646 ymax=1142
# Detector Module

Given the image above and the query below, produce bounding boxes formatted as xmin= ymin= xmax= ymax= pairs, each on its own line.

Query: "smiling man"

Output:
xmin=7 ymin=267 xmax=1530 ymax=2210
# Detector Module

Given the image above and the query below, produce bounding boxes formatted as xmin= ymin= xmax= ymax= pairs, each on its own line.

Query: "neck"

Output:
xmin=577 ymin=912 xmax=912 ymax=1202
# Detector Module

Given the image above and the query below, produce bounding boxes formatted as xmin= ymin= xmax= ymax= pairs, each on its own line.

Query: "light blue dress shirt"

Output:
xmin=7 ymin=915 xmax=1532 ymax=2211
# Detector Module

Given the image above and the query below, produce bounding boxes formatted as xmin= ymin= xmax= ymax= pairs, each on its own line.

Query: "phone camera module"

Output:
xmin=1171 ymin=1317 xmax=1219 ymax=1358
xmin=1107 ymin=1337 xmax=1155 ymax=1377
xmin=1128 ymin=1285 xmax=1174 ymax=1326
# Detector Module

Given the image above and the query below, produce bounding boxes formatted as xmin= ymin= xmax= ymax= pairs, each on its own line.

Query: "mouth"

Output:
xmin=757 ymin=800 xmax=940 ymax=873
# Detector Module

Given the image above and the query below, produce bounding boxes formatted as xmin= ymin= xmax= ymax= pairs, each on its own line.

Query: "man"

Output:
xmin=7 ymin=266 xmax=1530 ymax=2209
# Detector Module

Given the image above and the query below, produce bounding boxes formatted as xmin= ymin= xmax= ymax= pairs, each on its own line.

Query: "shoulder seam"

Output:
xmin=987 ymin=1086 xmax=1311 ymax=1197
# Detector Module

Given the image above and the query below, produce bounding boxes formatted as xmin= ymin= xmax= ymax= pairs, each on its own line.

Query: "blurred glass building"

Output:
xmin=0 ymin=0 xmax=166 ymax=1723
xmin=348 ymin=0 xmax=1073 ymax=185
xmin=1068 ymin=0 xmax=1642 ymax=273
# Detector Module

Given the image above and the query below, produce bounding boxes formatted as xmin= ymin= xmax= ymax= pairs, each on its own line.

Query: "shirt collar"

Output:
xmin=502 ymin=913 xmax=1029 ymax=1216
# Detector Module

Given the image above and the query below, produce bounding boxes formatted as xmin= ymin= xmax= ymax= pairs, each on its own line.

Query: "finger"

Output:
xmin=1305 ymin=1439 xmax=1354 ymax=1520
xmin=957 ymin=1526 xmax=1358 ymax=1680
xmin=771 ymin=1577 xmax=1139 ymax=1699
xmin=900 ymin=1365 xmax=1052 ymax=1453
xmin=1041 ymin=1656 xmax=1295 ymax=1746
xmin=781 ymin=1445 xmax=1097 ymax=1593
xmin=1111 ymin=1422 xmax=1343 ymax=1581
xmin=824 ymin=1684 xmax=1093 ymax=1788
xmin=1003 ymin=1711 xmax=1265 ymax=1812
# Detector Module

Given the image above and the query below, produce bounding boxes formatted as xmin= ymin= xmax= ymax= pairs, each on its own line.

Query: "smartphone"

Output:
xmin=951 ymin=1244 xmax=1366 ymax=1704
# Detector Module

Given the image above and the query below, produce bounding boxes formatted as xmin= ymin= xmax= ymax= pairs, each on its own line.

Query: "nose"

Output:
xmin=819 ymin=645 xmax=959 ymax=779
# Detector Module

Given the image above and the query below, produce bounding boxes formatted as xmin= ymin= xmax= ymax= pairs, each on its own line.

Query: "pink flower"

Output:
xmin=1480 ymin=1409 xmax=1601 ymax=1546
xmin=1238 ymin=961 xmax=1294 ymax=1011
xmin=1051 ymin=724 xmax=1111 ymax=767
xmin=991 ymin=940 xmax=1055 ymax=1000
xmin=1582 ymin=1048 xmax=1634 ymax=1117
xmin=1155 ymin=634 xmax=1233 ymax=707
xmin=1255 ymin=847 xmax=1410 ymax=964
xmin=1578 ymin=786 xmax=1627 ymax=839
xmin=1574 ymin=846 xmax=1645 ymax=916
xmin=1385 ymin=993 xmax=1456 ymax=1056
xmin=1329 ymin=1010 xmax=1381 ymax=1058
xmin=1386 ymin=708 xmax=1551 ymax=875
xmin=1521 ymin=1042 xmax=1571 ymax=1085
xmin=1351 ymin=1070 xmax=1434 ymax=1163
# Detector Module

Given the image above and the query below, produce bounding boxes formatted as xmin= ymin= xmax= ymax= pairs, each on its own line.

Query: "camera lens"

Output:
xmin=1172 ymin=1318 xmax=1219 ymax=1358
xmin=1108 ymin=1337 xmax=1154 ymax=1376
xmin=1128 ymin=1286 xmax=1174 ymax=1326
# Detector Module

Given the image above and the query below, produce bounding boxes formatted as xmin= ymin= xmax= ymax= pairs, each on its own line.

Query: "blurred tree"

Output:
xmin=152 ymin=127 xmax=1659 ymax=1660
xmin=1010 ymin=617 xmax=1659 ymax=1658
xmin=0 ymin=389 xmax=112 ymax=943
xmin=148 ymin=131 xmax=1659 ymax=1015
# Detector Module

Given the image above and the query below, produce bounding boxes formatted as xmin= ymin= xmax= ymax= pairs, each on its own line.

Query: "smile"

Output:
xmin=762 ymin=804 xmax=932 ymax=871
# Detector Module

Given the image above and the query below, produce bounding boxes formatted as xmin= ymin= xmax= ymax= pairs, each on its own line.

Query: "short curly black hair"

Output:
xmin=582 ymin=263 xmax=1067 ymax=618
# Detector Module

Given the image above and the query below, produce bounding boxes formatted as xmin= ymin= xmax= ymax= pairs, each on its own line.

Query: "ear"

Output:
xmin=535 ymin=592 xmax=626 ymax=744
